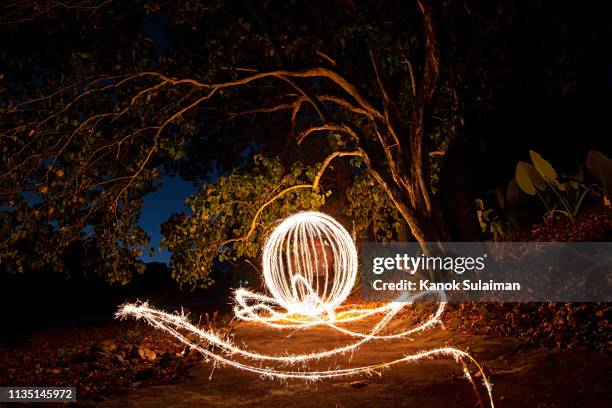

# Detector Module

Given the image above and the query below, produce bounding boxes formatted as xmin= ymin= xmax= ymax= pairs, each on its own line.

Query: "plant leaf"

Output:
xmin=530 ymin=150 xmax=558 ymax=182
xmin=506 ymin=178 xmax=521 ymax=206
xmin=586 ymin=150 xmax=612 ymax=194
xmin=516 ymin=162 xmax=536 ymax=195
xmin=526 ymin=163 xmax=546 ymax=191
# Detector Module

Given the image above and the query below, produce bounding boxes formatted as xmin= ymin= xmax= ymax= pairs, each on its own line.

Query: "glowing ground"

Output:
xmin=95 ymin=318 xmax=609 ymax=408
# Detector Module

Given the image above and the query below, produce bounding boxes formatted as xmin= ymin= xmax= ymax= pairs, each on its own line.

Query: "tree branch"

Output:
xmin=218 ymin=150 xmax=365 ymax=249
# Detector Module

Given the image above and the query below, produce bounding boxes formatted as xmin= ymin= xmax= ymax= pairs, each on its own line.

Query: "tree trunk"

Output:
xmin=439 ymin=138 xmax=482 ymax=242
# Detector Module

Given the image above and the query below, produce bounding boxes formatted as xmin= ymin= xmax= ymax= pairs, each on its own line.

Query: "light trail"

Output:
xmin=261 ymin=212 xmax=358 ymax=316
xmin=117 ymin=211 xmax=494 ymax=407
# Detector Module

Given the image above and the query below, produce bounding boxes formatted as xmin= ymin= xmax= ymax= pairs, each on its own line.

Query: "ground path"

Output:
xmin=95 ymin=313 xmax=609 ymax=408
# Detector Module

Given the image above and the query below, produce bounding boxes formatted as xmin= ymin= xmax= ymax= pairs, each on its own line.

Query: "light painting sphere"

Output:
xmin=262 ymin=211 xmax=358 ymax=316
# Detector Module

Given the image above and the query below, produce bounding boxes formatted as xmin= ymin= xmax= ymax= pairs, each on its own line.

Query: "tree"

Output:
xmin=0 ymin=0 xmax=513 ymax=286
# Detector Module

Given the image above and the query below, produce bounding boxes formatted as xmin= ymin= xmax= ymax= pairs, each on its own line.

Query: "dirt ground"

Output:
xmin=92 ymin=315 xmax=609 ymax=408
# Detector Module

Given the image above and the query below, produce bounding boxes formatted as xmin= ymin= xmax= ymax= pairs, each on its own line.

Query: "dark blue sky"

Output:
xmin=136 ymin=13 xmax=193 ymax=264
xmin=138 ymin=177 xmax=197 ymax=264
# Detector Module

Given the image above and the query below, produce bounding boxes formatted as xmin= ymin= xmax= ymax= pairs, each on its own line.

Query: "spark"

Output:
xmin=118 ymin=211 xmax=494 ymax=407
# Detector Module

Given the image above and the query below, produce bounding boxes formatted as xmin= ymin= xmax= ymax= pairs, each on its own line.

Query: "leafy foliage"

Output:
xmin=0 ymin=0 xmax=425 ymax=283
xmin=0 ymin=0 xmax=453 ymax=284
xmin=512 ymin=150 xmax=608 ymax=219
xmin=161 ymin=155 xmax=329 ymax=287
xmin=346 ymin=174 xmax=403 ymax=241
xmin=1 ymin=0 xmax=607 ymax=285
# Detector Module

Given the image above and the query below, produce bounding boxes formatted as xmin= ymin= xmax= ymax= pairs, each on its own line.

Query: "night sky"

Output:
xmin=138 ymin=177 xmax=197 ymax=264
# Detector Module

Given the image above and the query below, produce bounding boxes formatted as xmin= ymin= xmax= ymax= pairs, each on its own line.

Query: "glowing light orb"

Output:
xmin=262 ymin=212 xmax=357 ymax=316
